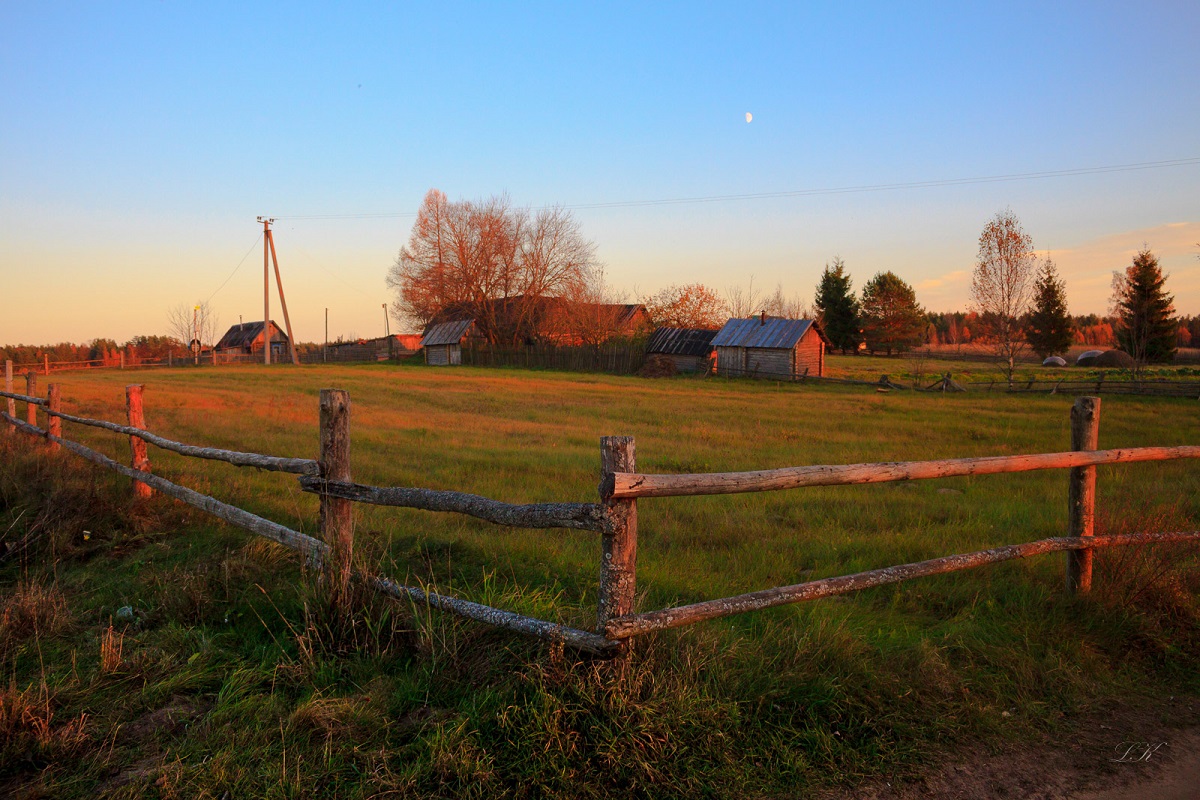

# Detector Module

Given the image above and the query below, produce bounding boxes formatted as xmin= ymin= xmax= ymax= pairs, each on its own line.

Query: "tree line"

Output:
xmin=387 ymin=191 xmax=1187 ymax=369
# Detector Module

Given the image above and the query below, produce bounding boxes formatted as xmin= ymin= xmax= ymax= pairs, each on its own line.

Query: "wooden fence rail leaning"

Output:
xmin=2 ymin=382 xmax=1199 ymax=658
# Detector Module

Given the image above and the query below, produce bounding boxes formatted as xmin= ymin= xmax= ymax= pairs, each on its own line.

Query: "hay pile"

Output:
xmin=638 ymin=355 xmax=678 ymax=378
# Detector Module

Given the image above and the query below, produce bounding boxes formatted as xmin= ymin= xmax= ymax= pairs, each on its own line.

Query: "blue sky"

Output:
xmin=2 ymin=2 xmax=1198 ymax=344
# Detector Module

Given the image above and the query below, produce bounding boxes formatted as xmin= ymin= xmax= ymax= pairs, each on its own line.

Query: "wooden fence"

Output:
xmin=3 ymin=377 xmax=1200 ymax=656
xmin=461 ymin=341 xmax=647 ymax=375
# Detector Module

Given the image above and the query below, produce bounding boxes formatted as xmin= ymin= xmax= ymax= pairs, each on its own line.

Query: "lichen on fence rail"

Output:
xmin=368 ymin=576 xmax=616 ymax=654
xmin=605 ymin=445 xmax=1200 ymax=499
xmin=41 ymin=406 xmax=320 ymax=475
xmin=603 ymin=530 xmax=1200 ymax=639
xmin=299 ymin=477 xmax=606 ymax=531
xmin=0 ymin=389 xmax=46 ymax=406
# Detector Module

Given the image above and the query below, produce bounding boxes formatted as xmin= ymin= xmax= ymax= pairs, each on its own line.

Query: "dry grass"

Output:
xmin=0 ymin=684 xmax=90 ymax=774
xmin=99 ymin=625 xmax=125 ymax=674
xmin=0 ymin=581 xmax=71 ymax=660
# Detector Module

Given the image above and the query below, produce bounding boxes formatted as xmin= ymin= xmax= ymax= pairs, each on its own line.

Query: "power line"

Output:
xmin=205 ymin=233 xmax=262 ymax=305
xmin=273 ymin=156 xmax=1200 ymax=221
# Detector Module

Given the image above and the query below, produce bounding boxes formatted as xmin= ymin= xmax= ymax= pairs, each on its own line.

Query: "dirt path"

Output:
xmin=820 ymin=696 xmax=1200 ymax=800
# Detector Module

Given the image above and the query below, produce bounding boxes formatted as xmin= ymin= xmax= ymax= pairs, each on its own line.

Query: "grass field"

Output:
xmin=2 ymin=360 xmax=1199 ymax=798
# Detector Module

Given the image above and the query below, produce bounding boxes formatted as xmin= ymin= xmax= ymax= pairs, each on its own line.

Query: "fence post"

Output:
xmin=598 ymin=436 xmax=637 ymax=647
xmin=1066 ymin=396 xmax=1101 ymax=593
xmin=44 ymin=355 xmax=49 ymax=376
xmin=125 ymin=385 xmax=153 ymax=498
xmin=24 ymin=372 xmax=37 ymax=427
xmin=120 ymin=351 xmax=125 ymax=370
xmin=46 ymin=385 xmax=61 ymax=452
xmin=319 ymin=389 xmax=353 ymax=603
xmin=5 ymin=360 xmax=15 ymax=432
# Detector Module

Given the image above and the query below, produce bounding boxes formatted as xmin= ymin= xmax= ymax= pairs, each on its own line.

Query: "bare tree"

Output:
xmin=724 ymin=276 xmax=761 ymax=319
xmin=970 ymin=210 xmax=1037 ymax=384
xmin=387 ymin=189 xmax=598 ymax=345
xmin=167 ymin=301 xmax=221 ymax=361
xmin=560 ymin=266 xmax=632 ymax=347
xmin=762 ymin=282 xmax=810 ymax=320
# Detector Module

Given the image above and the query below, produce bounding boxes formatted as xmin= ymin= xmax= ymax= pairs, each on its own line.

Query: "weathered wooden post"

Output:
xmin=125 ymin=385 xmax=153 ymax=499
xmin=598 ymin=436 xmax=638 ymax=650
xmin=43 ymin=355 xmax=49 ymax=376
xmin=1066 ymin=396 xmax=1101 ymax=593
xmin=120 ymin=351 xmax=126 ymax=370
xmin=24 ymin=372 xmax=37 ymax=427
xmin=319 ymin=389 xmax=353 ymax=602
xmin=46 ymin=385 xmax=61 ymax=452
xmin=4 ymin=360 xmax=15 ymax=433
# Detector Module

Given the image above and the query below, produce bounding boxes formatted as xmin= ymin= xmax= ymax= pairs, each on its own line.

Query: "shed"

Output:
xmin=645 ymin=327 xmax=718 ymax=373
xmin=710 ymin=316 xmax=831 ymax=379
xmin=420 ymin=319 xmax=475 ymax=366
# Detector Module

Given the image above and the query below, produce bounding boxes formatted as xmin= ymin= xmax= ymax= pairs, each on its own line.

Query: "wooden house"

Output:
xmin=427 ymin=296 xmax=652 ymax=346
xmin=711 ymin=315 xmax=830 ymax=379
xmin=645 ymin=327 xmax=718 ymax=373
xmin=215 ymin=320 xmax=289 ymax=358
xmin=420 ymin=319 xmax=475 ymax=366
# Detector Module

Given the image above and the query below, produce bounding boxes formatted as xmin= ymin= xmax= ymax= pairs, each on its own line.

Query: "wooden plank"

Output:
xmin=3 ymin=360 xmax=13 ymax=430
xmin=319 ymin=389 xmax=353 ymax=600
xmin=46 ymin=385 xmax=61 ymax=453
xmin=1066 ymin=397 xmax=1100 ymax=593
xmin=24 ymin=373 xmax=37 ymax=427
xmin=41 ymin=406 xmax=318 ymax=474
xmin=369 ymin=576 xmax=617 ymax=655
xmin=126 ymin=385 xmax=153 ymax=499
xmin=605 ymin=444 xmax=1200 ymax=499
xmin=1 ymin=410 xmax=327 ymax=562
xmin=602 ymin=531 xmax=1200 ymax=639
xmin=298 ymin=477 xmax=605 ymax=531
xmin=598 ymin=437 xmax=637 ymax=637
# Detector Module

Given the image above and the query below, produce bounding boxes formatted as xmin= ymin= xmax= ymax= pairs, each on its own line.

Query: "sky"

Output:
xmin=2 ymin=2 xmax=1198 ymax=345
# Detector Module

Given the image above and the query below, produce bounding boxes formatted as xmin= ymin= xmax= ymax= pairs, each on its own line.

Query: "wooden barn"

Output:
xmin=215 ymin=320 xmax=290 ymax=358
xmin=711 ymin=315 xmax=830 ymax=379
xmin=644 ymin=327 xmax=718 ymax=373
xmin=420 ymin=319 xmax=475 ymax=366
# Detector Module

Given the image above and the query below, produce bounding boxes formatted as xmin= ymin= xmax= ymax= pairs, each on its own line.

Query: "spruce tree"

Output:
xmin=1112 ymin=248 xmax=1177 ymax=365
xmin=1025 ymin=258 xmax=1074 ymax=358
xmin=813 ymin=257 xmax=861 ymax=354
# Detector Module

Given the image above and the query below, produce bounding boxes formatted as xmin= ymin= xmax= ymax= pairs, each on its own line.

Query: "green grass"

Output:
xmin=2 ymin=361 xmax=1199 ymax=798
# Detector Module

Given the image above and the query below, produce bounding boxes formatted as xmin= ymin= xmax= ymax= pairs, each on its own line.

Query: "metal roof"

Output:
xmin=420 ymin=318 xmax=475 ymax=347
xmin=645 ymin=327 xmax=718 ymax=357
xmin=215 ymin=321 xmax=285 ymax=350
xmin=710 ymin=317 xmax=824 ymax=349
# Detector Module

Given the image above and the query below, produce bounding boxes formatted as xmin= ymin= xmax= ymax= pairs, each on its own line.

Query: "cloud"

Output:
xmin=1050 ymin=221 xmax=1200 ymax=313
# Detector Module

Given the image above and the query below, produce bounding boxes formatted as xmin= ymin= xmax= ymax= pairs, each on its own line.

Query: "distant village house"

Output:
xmin=215 ymin=320 xmax=290 ymax=358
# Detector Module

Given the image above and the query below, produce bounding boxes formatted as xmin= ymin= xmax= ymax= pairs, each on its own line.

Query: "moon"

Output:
xmin=745 ymin=112 xmax=753 ymax=123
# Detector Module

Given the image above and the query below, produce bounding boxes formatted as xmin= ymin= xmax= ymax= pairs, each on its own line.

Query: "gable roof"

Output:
xmin=646 ymin=327 xmax=718 ymax=357
xmin=710 ymin=317 xmax=830 ymax=349
xmin=216 ymin=320 xmax=286 ymax=350
xmin=420 ymin=319 xmax=475 ymax=347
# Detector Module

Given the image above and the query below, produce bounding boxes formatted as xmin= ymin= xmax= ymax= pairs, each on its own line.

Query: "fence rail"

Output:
xmin=3 ymin=371 xmax=1198 ymax=657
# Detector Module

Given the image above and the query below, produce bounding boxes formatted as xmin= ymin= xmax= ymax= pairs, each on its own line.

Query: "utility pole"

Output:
xmin=382 ymin=303 xmax=390 ymax=338
xmin=257 ymin=217 xmax=300 ymax=366
xmin=324 ymin=307 xmax=329 ymax=364
xmin=261 ymin=218 xmax=271 ymax=365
